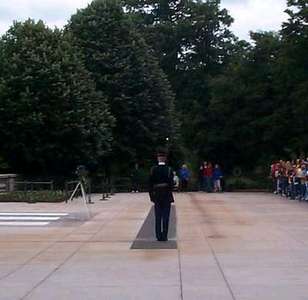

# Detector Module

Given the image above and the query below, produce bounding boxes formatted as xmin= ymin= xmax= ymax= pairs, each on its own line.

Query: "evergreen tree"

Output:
xmin=279 ymin=0 xmax=308 ymax=152
xmin=68 ymin=0 xmax=177 ymax=170
xmin=0 ymin=20 xmax=114 ymax=174
xmin=1 ymin=0 xmax=307 ymax=178
xmin=125 ymin=0 xmax=236 ymax=161
xmin=207 ymin=32 xmax=283 ymax=170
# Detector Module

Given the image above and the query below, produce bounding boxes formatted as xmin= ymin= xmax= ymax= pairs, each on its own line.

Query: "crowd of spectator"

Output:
xmin=271 ymin=158 xmax=308 ymax=201
xmin=173 ymin=162 xmax=224 ymax=192
xmin=198 ymin=162 xmax=223 ymax=193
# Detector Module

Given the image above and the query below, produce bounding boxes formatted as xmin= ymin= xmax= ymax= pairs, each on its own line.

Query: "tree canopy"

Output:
xmin=0 ymin=0 xmax=307 ymax=176
xmin=68 ymin=0 xmax=178 ymax=171
xmin=0 ymin=20 xmax=114 ymax=174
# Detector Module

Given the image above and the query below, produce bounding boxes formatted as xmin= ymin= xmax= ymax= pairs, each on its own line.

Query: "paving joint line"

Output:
xmin=175 ymin=200 xmax=184 ymax=300
xmin=0 ymin=224 xmax=79 ymax=282
xmin=192 ymin=193 xmax=237 ymax=300
xmin=20 ymin=204 xmax=134 ymax=300
xmin=178 ymin=225 xmax=184 ymax=300
xmin=205 ymin=237 xmax=237 ymax=300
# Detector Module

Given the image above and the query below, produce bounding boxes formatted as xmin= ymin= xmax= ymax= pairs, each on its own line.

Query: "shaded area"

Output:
xmin=131 ymin=205 xmax=177 ymax=249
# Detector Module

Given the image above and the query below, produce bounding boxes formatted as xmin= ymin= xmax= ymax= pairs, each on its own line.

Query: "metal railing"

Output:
xmin=15 ymin=181 xmax=54 ymax=192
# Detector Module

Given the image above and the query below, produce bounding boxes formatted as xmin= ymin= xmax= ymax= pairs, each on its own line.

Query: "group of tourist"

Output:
xmin=270 ymin=158 xmax=308 ymax=201
xmin=172 ymin=162 xmax=224 ymax=192
xmin=198 ymin=162 xmax=224 ymax=193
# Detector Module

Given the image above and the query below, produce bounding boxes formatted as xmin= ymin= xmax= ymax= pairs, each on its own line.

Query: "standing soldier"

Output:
xmin=149 ymin=149 xmax=174 ymax=242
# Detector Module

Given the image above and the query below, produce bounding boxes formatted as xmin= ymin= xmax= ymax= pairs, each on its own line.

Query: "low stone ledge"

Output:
xmin=0 ymin=174 xmax=17 ymax=192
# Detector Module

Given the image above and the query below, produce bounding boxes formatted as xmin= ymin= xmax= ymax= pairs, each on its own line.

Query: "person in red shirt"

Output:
xmin=203 ymin=162 xmax=213 ymax=192
xmin=271 ymin=161 xmax=280 ymax=194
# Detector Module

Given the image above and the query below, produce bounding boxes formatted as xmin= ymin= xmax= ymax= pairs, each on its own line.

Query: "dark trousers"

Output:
xmin=154 ymin=202 xmax=171 ymax=241
xmin=180 ymin=179 xmax=188 ymax=192
xmin=203 ymin=176 xmax=213 ymax=192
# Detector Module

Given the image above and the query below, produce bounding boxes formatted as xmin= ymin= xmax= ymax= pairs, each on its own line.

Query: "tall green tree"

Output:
xmin=278 ymin=0 xmax=308 ymax=153
xmin=125 ymin=0 xmax=236 ymax=162
xmin=68 ymin=0 xmax=177 ymax=170
xmin=205 ymin=0 xmax=308 ymax=171
xmin=126 ymin=0 xmax=234 ymax=76
xmin=207 ymin=32 xmax=283 ymax=170
xmin=0 ymin=20 xmax=114 ymax=174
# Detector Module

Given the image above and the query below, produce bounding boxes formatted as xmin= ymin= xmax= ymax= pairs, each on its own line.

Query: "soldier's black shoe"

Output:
xmin=157 ymin=236 xmax=163 ymax=241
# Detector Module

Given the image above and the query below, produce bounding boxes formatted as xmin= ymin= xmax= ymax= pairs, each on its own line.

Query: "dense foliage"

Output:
xmin=0 ymin=0 xmax=307 ymax=176
xmin=68 ymin=1 xmax=178 ymax=171
xmin=206 ymin=0 xmax=308 ymax=172
xmin=125 ymin=0 xmax=236 ymax=165
xmin=0 ymin=190 xmax=66 ymax=203
xmin=0 ymin=20 xmax=114 ymax=174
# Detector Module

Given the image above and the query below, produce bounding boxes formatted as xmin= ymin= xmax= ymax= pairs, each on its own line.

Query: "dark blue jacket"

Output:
xmin=179 ymin=168 xmax=190 ymax=181
xmin=213 ymin=168 xmax=223 ymax=180
xmin=149 ymin=164 xmax=174 ymax=203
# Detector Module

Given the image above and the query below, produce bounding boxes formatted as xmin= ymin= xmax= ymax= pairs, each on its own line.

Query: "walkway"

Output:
xmin=0 ymin=192 xmax=308 ymax=299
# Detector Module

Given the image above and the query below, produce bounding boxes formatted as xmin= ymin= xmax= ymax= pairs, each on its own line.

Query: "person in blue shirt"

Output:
xmin=179 ymin=164 xmax=191 ymax=192
xmin=213 ymin=164 xmax=223 ymax=192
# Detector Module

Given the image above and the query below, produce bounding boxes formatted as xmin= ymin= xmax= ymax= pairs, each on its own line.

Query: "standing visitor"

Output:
xmin=201 ymin=161 xmax=207 ymax=191
xmin=179 ymin=164 xmax=191 ymax=192
xmin=149 ymin=149 xmax=174 ymax=242
xmin=294 ymin=161 xmax=302 ymax=199
xmin=271 ymin=161 xmax=280 ymax=194
xmin=198 ymin=162 xmax=205 ymax=191
xmin=305 ymin=167 xmax=308 ymax=201
xmin=280 ymin=161 xmax=288 ymax=196
xmin=173 ymin=171 xmax=180 ymax=191
xmin=203 ymin=162 xmax=213 ymax=192
xmin=289 ymin=165 xmax=296 ymax=199
xmin=130 ymin=163 xmax=140 ymax=192
xmin=213 ymin=164 xmax=223 ymax=192
xmin=284 ymin=161 xmax=292 ymax=196
xmin=298 ymin=164 xmax=307 ymax=201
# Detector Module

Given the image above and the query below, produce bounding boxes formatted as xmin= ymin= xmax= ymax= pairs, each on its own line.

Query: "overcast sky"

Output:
xmin=0 ymin=0 xmax=289 ymax=40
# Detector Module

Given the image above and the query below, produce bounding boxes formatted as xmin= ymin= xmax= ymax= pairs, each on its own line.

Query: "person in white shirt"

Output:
xmin=173 ymin=171 xmax=179 ymax=191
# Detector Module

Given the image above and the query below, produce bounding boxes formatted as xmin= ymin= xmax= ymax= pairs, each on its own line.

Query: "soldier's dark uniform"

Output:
xmin=149 ymin=157 xmax=174 ymax=241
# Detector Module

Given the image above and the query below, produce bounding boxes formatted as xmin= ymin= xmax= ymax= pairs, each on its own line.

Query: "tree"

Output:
xmin=68 ymin=0 xmax=177 ymax=170
xmin=279 ymin=0 xmax=308 ymax=152
xmin=125 ymin=0 xmax=237 ymax=163
xmin=126 ymin=0 xmax=235 ymax=75
xmin=207 ymin=32 xmax=284 ymax=170
xmin=0 ymin=20 xmax=114 ymax=174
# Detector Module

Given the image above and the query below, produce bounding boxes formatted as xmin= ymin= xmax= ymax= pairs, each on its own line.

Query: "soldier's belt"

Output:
xmin=153 ymin=183 xmax=169 ymax=188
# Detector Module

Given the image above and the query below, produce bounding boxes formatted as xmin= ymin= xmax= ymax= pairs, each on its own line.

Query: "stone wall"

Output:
xmin=0 ymin=174 xmax=17 ymax=192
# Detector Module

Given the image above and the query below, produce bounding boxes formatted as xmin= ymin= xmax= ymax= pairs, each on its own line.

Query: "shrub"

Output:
xmin=0 ymin=191 xmax=66 ymax=203
xmin=225 ymin=176 xmax=271 ymax=191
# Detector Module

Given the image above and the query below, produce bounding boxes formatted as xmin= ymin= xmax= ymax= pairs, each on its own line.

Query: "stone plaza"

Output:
xmin=1 ymin=192 xmax=308 ymax=300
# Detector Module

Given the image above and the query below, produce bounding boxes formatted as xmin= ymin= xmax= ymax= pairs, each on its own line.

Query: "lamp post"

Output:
xmin=165 ymin=137 xmax=171 ymax=154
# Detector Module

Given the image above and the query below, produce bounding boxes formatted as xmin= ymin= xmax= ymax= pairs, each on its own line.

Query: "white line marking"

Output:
xmin=0 ymin=213 xmax=68 ymax=216
xmin=0 ymin=222 xmax=50 ymax=226
xmin=0 ymin=216 xmax=60 ymax=221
